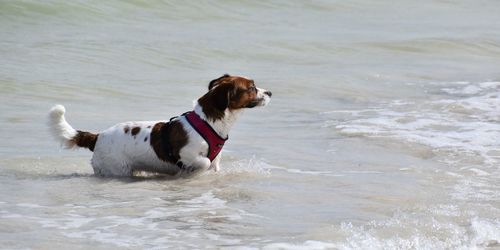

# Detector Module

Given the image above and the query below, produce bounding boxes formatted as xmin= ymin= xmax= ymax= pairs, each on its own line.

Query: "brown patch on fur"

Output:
xmin=208 ymin=74 xmax=230 ymax=90
xmin=150 ymin=122 xmax=167 ymax=160
xmin=131 ymin=127 xmax=141 ymax=136
xmin=228 ymin=79 xmax=259 ymax=109
xmin=199 ymin=75 xmax=259 ymax=120
xmin=150 ymin=121 xmax=188 ymax=163
xmin=72 ymin=131 xmax=98 ymax=152
xmin=124 ymin=126 xmax=130 ymax=134
xmin=198 ymin=83 xmax=235 ymax=120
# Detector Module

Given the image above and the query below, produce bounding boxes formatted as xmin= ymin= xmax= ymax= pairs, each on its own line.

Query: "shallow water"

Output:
xmin=1 ymin=0 xmax=500 ymax=249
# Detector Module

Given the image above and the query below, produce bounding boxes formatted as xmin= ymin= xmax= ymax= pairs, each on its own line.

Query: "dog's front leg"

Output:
xmin=210 ymin=154 xmax=222 ymax=172
xmin=178 ymin=156 xmax=211 ymax=177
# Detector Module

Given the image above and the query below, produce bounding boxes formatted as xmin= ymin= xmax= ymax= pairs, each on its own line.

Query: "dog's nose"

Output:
xmin=264 ymin=90 xmax=272 ymax=97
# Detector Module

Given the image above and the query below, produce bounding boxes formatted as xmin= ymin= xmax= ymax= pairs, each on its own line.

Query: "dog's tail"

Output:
xmin=48 ymin=105 xmax=98 ymax=151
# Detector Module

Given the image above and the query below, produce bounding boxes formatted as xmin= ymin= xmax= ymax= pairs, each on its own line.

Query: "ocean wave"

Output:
xmin=331 ymin=211 xmax=500 ymax=249
xmin=328 ymin=81 xmax=500 ymax=169
xmin=0 ymin=190 xmax=257 ymax=248
xmin=362 ymin=38 xmax=500 ymax=57
xmin=324 ymin=81 xmax=500 ymax=211
xmin=260 ymin=210 xmax=500 ymax=249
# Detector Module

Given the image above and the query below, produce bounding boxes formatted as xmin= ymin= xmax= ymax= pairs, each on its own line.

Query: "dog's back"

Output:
xmin=91 ymin=121 xmax=178 ymax=176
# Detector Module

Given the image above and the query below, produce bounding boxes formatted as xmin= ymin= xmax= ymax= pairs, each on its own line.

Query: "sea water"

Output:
xmin=1 ymin=1 xmax=499 ymax=249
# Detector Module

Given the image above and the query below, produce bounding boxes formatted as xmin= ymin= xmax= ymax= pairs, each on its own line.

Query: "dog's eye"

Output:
xmin=248 ymin=86 xmax=256 ymax=92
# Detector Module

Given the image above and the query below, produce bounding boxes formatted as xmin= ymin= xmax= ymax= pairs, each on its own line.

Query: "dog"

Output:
xmin=48 ymin=74 xmax=272 ymax=177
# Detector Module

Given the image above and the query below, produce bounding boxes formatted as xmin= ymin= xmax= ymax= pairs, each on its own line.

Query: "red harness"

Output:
xmin=184 ymin=111 xmax=227 ymax=162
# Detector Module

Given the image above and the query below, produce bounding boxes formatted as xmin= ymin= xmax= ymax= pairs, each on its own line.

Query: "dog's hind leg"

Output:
xmin=90 ymin=152 xmax=133 ymax=177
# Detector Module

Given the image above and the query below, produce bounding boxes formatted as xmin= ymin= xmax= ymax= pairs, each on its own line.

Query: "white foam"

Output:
xmin=442 ymin=85 xmax=482 ymax=95
xmin=479 ymin=81 xmax=500 ymax=89
xmin=327 ymin=208 xmax=500 ymax=250
xmin=265 ymin=165 xmax=338 ymax=176
xmin=219 ymin=157 xmax=344 ymax=178
xmin=1 ymin=213 xmax=23 ymax=219
xmin=468 ymin=168 xmax=490 ymax=176
xmin=344 ymin=170 xmax=384 ymax=174
xmin=330 ymin=81 xmax=500 ymax=169
xmin=470 ymin=217 xmax=500 ymax=248
xmin=16 ymin=203 xmax=47 ymax=208
xmin=303 ymin=82 xmax=500 ymax=203
xmin=22 ymin=190 xmax=256 ymax=248
xmin=178 ymin=191 xmax=226 ymax=206
xmin=219 ymin=156 xmax=272 ymax=176
xmin=263 ymin=241 xmax=336 ymax=250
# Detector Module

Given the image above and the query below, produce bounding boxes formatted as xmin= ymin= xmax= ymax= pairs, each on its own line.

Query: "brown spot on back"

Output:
xmin=131 ymin=127 xmax=141 ymax=136
xmin=150 ymin=121 xmax=188 ymax=163
xmin=124 ymin=126 xmax=130 ymax=134
xmin=71 ymin=131 xmax=98 ymax=152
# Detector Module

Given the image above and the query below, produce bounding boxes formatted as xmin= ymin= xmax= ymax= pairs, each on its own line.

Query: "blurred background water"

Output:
xmin=1 ymin=1 xmax=499 ymax=249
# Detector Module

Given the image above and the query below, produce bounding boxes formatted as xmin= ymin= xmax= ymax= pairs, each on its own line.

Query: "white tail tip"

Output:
xmin=49 ymin=104 xmax=66 ymax=118
xmin=48 ymin=104 xmax=77 ymax=148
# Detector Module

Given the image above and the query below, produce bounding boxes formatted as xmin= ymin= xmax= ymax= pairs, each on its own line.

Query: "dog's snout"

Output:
xmin=264 ymin=90 xmax=272 ymax=97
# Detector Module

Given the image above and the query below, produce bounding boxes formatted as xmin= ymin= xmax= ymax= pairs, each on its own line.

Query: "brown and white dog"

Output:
xmin=48 ymin=74 xmax=272 ymax=177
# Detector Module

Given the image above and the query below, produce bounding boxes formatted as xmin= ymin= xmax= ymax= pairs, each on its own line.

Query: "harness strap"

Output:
xmin=162 ymin=111 xmax=228 ymax=170
xmin=184 ymin=111 xmax=227 ymax=162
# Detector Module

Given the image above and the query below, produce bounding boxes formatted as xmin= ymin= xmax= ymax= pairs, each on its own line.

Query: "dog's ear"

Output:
xmin=208 ymin=74 xmax=230 ymax=90
xmin=211 ymin=83 xmax=235 ymax=111
xmin=199 ymin=82 xmax=236 ymax=120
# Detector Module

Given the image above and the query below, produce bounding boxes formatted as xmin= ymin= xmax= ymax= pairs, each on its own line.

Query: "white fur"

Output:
xmin=90 ymin=120 xmax=168 ymax=176
xmin=257 ymin=87 xmax=271 ymax=106
xmin=48 ymin=104 xmax=78 ymax=148
xmin=48 ymin=87 xmax=271 ymax=177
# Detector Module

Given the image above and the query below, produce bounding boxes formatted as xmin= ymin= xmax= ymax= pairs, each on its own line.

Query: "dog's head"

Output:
xmin=198 ymin=74 xmax=272 ymax=120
